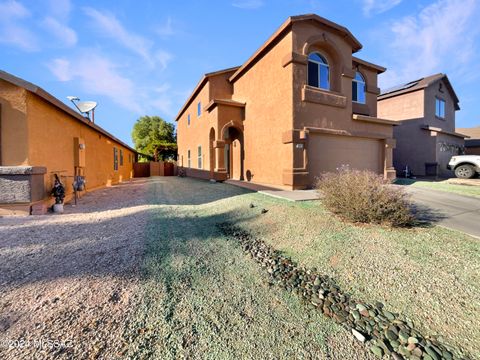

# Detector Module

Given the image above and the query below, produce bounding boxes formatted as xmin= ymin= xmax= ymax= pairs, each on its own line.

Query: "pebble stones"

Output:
xmin=370 ymin=345 xmax=384 ymax=358
xmin=352 ymin=329 xmax=366 ymax=342
xmin=218 ymin=223 xmax=470 ymax=360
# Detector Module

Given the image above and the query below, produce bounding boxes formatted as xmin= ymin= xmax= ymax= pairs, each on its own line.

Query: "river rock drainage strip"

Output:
xmin=218 ymin=223 xmax=470 ymax=360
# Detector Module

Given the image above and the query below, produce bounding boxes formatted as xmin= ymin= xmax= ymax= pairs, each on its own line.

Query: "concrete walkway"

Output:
xmin=225 ymin=179 xmax=320 ymax=201
xmin=405 ymin=186 xmax=480 ymax=238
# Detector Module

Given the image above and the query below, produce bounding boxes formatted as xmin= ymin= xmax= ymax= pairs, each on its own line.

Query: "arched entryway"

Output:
xmin=223 ymin=126 xmax=244 ymax=180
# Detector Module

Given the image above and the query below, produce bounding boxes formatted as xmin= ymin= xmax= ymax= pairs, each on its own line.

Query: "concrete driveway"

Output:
xmin=404 ymin=186 xmax=480 ymax=238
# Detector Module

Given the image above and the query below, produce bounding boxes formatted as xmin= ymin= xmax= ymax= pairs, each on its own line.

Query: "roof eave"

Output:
xmin=229 ymin=14 xmax=363 ymax=83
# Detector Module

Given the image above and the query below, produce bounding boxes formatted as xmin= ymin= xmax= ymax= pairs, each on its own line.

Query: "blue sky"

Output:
xmin=1 ymin=0 xmax=479 ymax=146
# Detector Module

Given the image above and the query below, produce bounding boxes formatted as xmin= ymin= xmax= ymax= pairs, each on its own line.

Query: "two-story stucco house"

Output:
xmin=176 ymin=14 xmax=398 ymax=189
xmin=378 ymin=73 xmax=466 ymax=177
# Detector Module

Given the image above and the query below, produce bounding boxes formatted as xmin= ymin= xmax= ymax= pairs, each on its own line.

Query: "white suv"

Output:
xmin=448 ymin=155 xmax=480 ymax=178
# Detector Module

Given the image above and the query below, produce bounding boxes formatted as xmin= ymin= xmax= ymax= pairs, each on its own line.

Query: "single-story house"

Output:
xmin=456 ymin=126 xmax=480 ymax=155
xmin=0 ymin=70 xmax=137 ymax=215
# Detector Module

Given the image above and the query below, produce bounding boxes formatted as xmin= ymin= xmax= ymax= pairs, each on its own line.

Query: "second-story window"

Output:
xmin=187 ymin=150 xmax=191 ymax=168
xmin=352 ymin=71 xmax=366 ymax=104
xmin=435 ymin=98 xmax=445 ymax=119
xmin=197 ymin=102 xmax=201 ymax=117
xmin=308 ymin=52 xmax=330 ymax=90
xmin=188 ymin=114 xmax=191 ymax=126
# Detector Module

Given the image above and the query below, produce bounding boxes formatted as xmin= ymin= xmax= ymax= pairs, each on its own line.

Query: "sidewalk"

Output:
xmin=224 ymin=179 xmax=320 ymax=201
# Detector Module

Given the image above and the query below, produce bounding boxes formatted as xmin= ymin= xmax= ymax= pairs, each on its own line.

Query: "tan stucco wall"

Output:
xmin=378 ymin=90 xmax=425 ymax=121
xmin=392 ymin=119 xmax=437 ymax=176
xmin=176 ymin=18 xmax=394 ymax=188
xmin=25 ymin=92 xmax=134 ymax=200
xmin=177 ymin=82 xmax=211 ymax=170
xmin=231 ymin=31 xmax=294 ymax=186
xmin=0 ymin=79 xmax=29 ymax=165
xmin=424 ymin=79 xmax=456 ymax=132
xmin=291 ymin=21 xmax=393 ymax=184
xmin=379 ymin=79 xmax=462 ymax=177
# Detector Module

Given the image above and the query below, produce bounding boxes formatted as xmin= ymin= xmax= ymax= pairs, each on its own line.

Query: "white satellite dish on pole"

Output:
xmin=67 ymin=96 xmax=98 ymax=123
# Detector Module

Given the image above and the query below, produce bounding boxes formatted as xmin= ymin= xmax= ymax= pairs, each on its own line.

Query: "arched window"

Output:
xmin=308 ymin=52 xmax=330 ymax=90
xmin=352 ymin=71 xmax=366 ymax=104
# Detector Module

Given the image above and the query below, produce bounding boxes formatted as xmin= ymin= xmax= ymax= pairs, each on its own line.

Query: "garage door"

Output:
xmin=308 ymin=134 xmax=383 ymax=183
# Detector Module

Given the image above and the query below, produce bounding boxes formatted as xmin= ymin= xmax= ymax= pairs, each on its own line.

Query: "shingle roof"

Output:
xmin=378 ymin=73 xmax=460 ymax=110
xmin=456 ymin=126 xmax=480 ymax=140
xmin=0 ymin=69 xmax=137 ymax=153
xmin=174 ymin=66 xmax=240 ymax=122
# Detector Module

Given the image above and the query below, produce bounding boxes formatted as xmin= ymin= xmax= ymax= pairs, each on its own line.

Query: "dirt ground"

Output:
xmin=0 ymin=177 xmax=377 ymax=359
xmin=0 ymin=179 xmax=153 ymax=359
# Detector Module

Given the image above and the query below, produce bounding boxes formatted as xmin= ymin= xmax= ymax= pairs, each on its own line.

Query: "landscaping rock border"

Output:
xmin=218 ymin=223 xmax=470 ymax=360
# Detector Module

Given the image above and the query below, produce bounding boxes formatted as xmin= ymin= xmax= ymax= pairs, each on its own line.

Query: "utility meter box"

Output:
xmin=74 ymin=137 xmax=86 ymax=167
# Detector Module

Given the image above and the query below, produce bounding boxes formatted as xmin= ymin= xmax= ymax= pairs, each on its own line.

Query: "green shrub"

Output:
xmin=316 ymin=167 xmax=414 ymax=227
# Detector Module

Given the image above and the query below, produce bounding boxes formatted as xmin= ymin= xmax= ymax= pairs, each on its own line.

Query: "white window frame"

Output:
xmin=308 ymin=52 xmax=330 ymax=90
xmin=197 ymin=145 xmax=202 ymax=169
xmin=352 ymin=71 xmax=366 ymax=104
xmin=435 ymin=97 xmax=445 ymax=119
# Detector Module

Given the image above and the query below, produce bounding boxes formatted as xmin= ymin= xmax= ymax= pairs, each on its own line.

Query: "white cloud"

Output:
xmin=83 ymin=7 xmax=153 ymax=64
xmin=379 ymin=0 xmax=479 ymax=88
xmin=0 ymin=0 xmax=38 ymax=50
xmin=155 ymin=50 xmax=173 ymax=71
xmin=155 ymin=17 xmax=175 ymax=38
xmin=47 ymin=0 xmax=72 ymax=19
xmin=47 ymin=58 xmax=71 ymax=81
xmin=232 ymin=0 xmax=264 ymax=9
xmin=47 ymin=52 xmax=142 ymax=113
xmin=0 ymin=0 xmax=28 ymax=17
xmin=362 ymin=0 xmax=402 ymax=16
xmin=41 ymin=17 xmax=77 ymax=47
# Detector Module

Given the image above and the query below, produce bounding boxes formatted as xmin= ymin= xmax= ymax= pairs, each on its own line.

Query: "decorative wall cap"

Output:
xmin=0 ymin=166 xmax=47 ymax=175
xmin=353 ymin=114 xmax=400 ymax=126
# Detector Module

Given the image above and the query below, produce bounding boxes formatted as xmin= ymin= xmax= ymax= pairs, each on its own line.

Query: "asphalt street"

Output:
xmin=404 ymin=186 xmax=480 ymax=238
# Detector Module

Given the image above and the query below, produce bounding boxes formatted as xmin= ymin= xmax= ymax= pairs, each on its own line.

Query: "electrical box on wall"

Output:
xmin=74 ymin=137 xmax=86 ymax=167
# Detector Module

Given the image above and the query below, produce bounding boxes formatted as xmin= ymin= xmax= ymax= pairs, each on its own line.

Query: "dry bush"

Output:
xmin=316 ymin=167 xmax=414 ymax=227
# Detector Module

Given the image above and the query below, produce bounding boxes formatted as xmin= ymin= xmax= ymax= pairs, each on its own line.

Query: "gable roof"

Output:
xmin=456 ymin=126 xmax=480 ymax=140
xmin=352 ymin=56 xmax=386 ymax=74
xmin=174 ymin=66 xmax=240 ymax=122
xmin=0 ymin=69 xmax=137 ymax=153
xmin=378 ymin=73 xmax=460 ymax=110
xmin=229 ymin=14 xmax=362 ymax=83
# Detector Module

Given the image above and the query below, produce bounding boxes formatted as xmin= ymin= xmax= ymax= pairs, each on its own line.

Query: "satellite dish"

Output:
xmin=67 ymin=96 xmax=98 ymax=123
xmin=76 ymin=101 xmax=97 ymax=113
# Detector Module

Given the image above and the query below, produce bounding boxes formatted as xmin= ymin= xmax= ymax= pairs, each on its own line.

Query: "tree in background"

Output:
xmin=131 ymin=116 xmax=177 ymax=161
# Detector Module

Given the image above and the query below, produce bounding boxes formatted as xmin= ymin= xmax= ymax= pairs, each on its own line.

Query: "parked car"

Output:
xmin=447 ymin=155 xmax=480 ymax=178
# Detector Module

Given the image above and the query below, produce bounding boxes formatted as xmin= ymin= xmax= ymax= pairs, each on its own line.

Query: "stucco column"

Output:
xmin=213 ymin=140 xmax=227 ymax=172
xmin=384 ymin=138 xmax=396 ymax=180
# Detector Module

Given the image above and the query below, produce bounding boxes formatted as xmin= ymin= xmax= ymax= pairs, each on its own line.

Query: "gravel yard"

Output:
xmin=0 ymin=177 xmax=377 ymax=359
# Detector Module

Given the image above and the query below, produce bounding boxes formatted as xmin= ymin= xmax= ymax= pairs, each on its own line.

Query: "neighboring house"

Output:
xmin=0 ymin=70 xmax=136 ymax=215
xmin=456 ymin=126 xmax=480 ymax=155
xmin=378 ymin=73 xmax=465 ymax=178
xmin=176 ymin=14 xmax=397 ymax=190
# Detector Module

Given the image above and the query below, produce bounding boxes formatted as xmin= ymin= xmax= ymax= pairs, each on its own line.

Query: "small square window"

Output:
xmin=435 ymin=98 xmax=445 ymax=119
xmin=197 ymin=102 xmax=201 ymax=117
